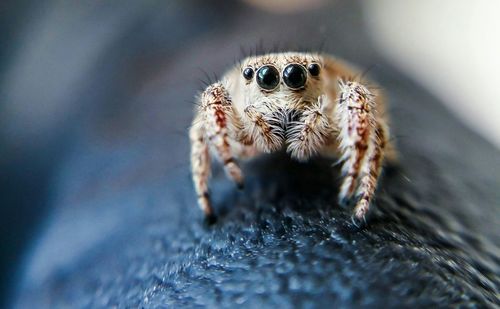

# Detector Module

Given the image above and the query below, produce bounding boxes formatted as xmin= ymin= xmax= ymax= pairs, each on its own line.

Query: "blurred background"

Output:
xmin=1 ymin=0 xmax=499 ymax=306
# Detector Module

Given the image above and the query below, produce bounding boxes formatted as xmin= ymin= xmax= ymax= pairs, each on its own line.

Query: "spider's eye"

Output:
xmin=243 ymin=67 xmax=254 ymax=80
xmin=256 ymin=65 xmax=280 ymax=91
xmin=283 ymin=64 xmax=307 ymax=89
xmin=307 ymin=63 xmax=320 ymax=76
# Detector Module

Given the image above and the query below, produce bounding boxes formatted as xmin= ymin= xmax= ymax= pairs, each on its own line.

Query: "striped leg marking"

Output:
xmin=201 ymin=83 xmax=243 ymax=188
xmin=190 ymin=116 xmax=213 ymax=216
xmin=353 ymin=123 xmax=386 ymax=220
xmin=336 ymin=80 xmax=376 ymax=206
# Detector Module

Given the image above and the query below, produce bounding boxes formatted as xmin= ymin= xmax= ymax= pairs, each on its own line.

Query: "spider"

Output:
xmin=190 ymin=52 xmax=396 ymax=223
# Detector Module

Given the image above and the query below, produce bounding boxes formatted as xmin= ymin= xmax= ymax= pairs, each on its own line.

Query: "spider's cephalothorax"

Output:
xmin=190 ymin=52 xmax=395 ymax=223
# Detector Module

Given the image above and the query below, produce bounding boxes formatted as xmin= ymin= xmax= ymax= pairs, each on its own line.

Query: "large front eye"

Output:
xmin=283 ymin=64 xmax=307 ymax=89
xmin=256 ymin=65 xmax=280 ymax=91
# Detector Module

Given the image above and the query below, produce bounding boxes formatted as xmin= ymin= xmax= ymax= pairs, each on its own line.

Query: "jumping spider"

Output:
xmin=190 ymin=52 xmax=396 ymax=223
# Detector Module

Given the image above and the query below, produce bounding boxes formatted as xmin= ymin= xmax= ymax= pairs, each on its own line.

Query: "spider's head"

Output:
xmin=226 ymin=52 xmax=330 ymax=153
xmin=237 ymin=52 xmax=325 ymax=110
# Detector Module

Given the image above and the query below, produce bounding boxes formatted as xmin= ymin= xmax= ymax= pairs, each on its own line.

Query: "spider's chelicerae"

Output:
xmin=190 ymin=52 xmax=396 ymax=223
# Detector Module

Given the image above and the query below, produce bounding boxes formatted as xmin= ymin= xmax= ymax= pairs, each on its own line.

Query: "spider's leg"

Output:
xmin=190 ymin=83 xmax=244 ymax=218
xmin=286 ymin=95 xmax=332 ymax=161
xmin=200 ymin=83 xmax=244 ymax=187
xmin=353 ymin=120 xmax=387 ymax=220
xmin=190 ymin=115 xmax=213 ymax=218
xmin=335 ymin=80 xmax=375 ymax=208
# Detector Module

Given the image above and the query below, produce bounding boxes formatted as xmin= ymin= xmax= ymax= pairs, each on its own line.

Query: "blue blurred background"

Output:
xmin=1 ymin=0 xmax=248 ymax=304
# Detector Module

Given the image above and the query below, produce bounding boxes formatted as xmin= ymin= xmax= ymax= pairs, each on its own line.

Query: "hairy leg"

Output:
xmin=336 ymin=80 xmax=376 ymax=206
xmin=189 ymin=83 xmax=244 ymax=218
xmin=189 ymin=116 xmax=213 ymax=217
xmin=354 ymin=122 xmax=387 ymax=220
xmin=200 ymin=83 xmax=244 ymax=187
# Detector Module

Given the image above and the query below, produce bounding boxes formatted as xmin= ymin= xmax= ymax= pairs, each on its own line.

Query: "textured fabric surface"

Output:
xmin=4 ymin=1 xmax=499 ymax=308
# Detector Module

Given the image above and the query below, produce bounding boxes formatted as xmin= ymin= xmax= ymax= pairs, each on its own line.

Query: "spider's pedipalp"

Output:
xmin=286 ymin=95 xmax=332 ymax=161
xmin=243 ymin=100 xmax=285 ymax=153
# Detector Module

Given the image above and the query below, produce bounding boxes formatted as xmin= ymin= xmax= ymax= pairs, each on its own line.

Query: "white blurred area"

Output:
xmin=363 ymin=0 xmax=500 ymax=149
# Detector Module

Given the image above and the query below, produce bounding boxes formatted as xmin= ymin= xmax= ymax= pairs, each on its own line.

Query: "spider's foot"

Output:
xmin=338 ymin=195 xmax=353 ymax=208
xmin=204 ymin=213 xmax=218 ymax=225
xmin=225 ymin=162 xmax=244 ymax=190
xmin=236 ymin=180 xmax=244 ymax=190
xmin=350 ymin=213 xmax=367 ymax=229
xmin=352 ymin=199 xmax=370 ymax=225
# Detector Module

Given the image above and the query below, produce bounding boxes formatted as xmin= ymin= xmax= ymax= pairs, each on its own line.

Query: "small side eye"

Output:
xmin=243 ymin=67 xmax=254 ymax=80
xmin=307 ymin=63 xmax=320 ymax=76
